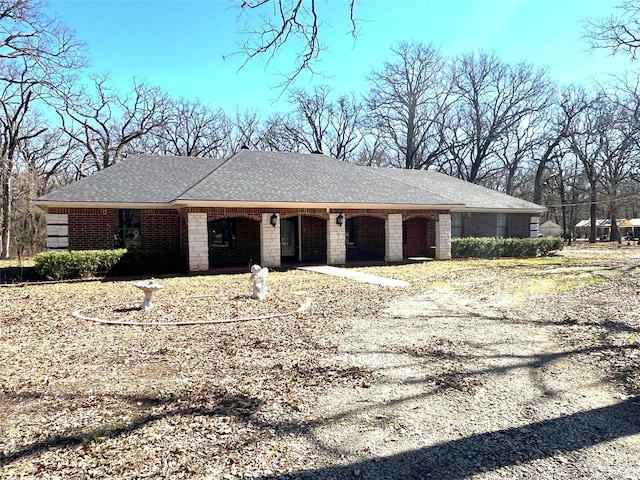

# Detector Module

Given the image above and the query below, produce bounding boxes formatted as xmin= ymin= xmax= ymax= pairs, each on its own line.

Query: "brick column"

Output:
xmin=187 ymin=212 xmax=208 ymax=271
xmin=435 ymin=213 xmax=452 ymax=260
xmin=260 ymin=213 xmax=281 ymax=268
xmin=46 ymin=213 xmax=69 ymax=251
xmin=327 ymin=213 xmax=346 ymax=265
xmin=530 ymin=216 xmax=540 ymax=238
xmin=385 ymin=213 xmax=403 ymax=262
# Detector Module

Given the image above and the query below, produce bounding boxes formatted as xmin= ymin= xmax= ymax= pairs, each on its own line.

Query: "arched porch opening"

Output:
xmin=208 ymin=216 xmax=260 ymax=268
xmin=346 ymin=215 xmax=385 ymax=262
xmin=403 ymin=216 xmax=436 ymax=259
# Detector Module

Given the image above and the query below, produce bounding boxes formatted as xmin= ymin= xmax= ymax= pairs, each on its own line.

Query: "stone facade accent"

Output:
xmin=327 ymin=213 xmax=346 ymax=265
xmin=435 ymin=213 xmax=452 ymax=260
xmin=530 ymin=216 xmax=540 ymax=238
xmin=46 ymin=213 xmax=69 ymax=250
xmin=260 ymin=213 xmax=281 ymax=268
xmin=187 ymin=212 xmax=208 ymax=271
xmin=385 ymin=213 xmax=403 ymax=262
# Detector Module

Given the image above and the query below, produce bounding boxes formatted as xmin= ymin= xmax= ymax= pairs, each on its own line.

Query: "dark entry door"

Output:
xmin=280 ymin=216 xmax=299 ymax=261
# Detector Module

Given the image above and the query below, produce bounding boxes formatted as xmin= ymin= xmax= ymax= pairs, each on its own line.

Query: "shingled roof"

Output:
xmin=33 ymin=150 xmax=543 ymax=213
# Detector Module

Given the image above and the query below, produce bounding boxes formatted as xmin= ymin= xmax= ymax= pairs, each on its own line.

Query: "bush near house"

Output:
xmin=452 ymin=237 xmax=563 ymax=259
xmin=34 ymin=249 xmax=183 ymax=280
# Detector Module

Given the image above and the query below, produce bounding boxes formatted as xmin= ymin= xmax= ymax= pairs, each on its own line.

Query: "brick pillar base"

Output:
xmin=385 ymin=213 xmax=403 ymax=262
xmin=187 ymin=212 xmax=208 ymax=271
xmin=435 ymin=213 xmax=452 ymax=260
xmin=261 ymin=213 xmax=281 ymax=268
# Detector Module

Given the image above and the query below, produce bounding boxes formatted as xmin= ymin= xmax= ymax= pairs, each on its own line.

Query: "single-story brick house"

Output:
xmin=33 ymin=149 xmax=544 ymax=272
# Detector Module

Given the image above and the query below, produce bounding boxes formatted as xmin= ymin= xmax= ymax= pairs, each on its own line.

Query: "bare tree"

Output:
xmin=366 ymin=41 xmax=453 ymax=170
xmin=234 ymin=0 xmax=356 ymax=85
xmin=532 ymin=86 xmax=591 ymax=206
xmin=59 ymin=75 xmax=169 ymax=175
xmin=586 ymin=0 xmax=640 ymax=59
xmin=276 ymin=85 xmax=363 ymax=159
xmin=567 ymin=92 xmax=611 ymax=243
xmin=0 ymin=0 xmax=85 ymax=74
xmin=150 ymin=98 xmax=232 ymax=157
xmin=447 ymin=52 xmax=552 ymax=185
xmin=0 ymin=64 xmax=45 ymax=258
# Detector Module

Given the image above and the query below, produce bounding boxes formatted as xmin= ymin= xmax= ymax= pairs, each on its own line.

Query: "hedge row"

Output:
xmin=451 ymin=237 xmax=564 ymax=259
xmin=34 ymin=249 xmax=183 ymax=280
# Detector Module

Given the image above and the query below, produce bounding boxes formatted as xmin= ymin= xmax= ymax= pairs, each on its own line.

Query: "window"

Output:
xmin=115 ymin=209 xmax=141 ymax=248
xmin=210 ymin=218 xmax=237 ymax=248
xmin=345 ymin=217 xmax=356 ymax=245
xmin=497 ymin=213 xmax=507 ymax=238
xmin=451 ymin=213 xmax=463 ymax=238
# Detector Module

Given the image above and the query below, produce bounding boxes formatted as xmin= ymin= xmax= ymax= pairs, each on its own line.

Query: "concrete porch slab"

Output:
xmin=298 ymin=265 xmax=410 ymax=287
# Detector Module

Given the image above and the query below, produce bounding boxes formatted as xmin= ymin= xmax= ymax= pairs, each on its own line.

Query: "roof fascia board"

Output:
xmin=451 ymin=207 xmax=546 ymax=213
xmin=171 ymin=200 xmax=462 ymax=210
xmin=31 ymin=201 xmax=177 ymax=210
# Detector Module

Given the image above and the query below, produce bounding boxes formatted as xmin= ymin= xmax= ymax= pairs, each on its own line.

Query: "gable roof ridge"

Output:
xmin=175 ymin=151 xmax=238 ymax=200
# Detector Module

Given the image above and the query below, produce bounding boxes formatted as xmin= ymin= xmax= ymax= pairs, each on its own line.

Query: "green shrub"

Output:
xmin=452 ymin=237 xmax=563 ymax=259
xmin=34 ymin=249 xmax=183 ymax=280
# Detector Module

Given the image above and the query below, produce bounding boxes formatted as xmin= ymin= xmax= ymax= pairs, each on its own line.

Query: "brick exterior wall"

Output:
xmin=140 ymin=209 xmax=181 ymax=250
xmin=208 ymin=217 xmax=260 ymax=267
xmin=462 ymin=212 xmax=537 ymax=239
xmin=403 ymin=217 xmax=436 ymax=258
xmin=509 ymin=213 xmax=534 ymax=238
xmin=301 ymin=215 xmax=327 ymax=263
xmin=47 ymin=206 xmax=453 ymax=269
xmin=66 ymin=208 xmax=114 ymax=250
xmin=346 ymin=216 xmax=385 ymax=261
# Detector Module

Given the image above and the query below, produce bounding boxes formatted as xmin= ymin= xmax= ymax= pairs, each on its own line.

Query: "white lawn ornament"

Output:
xmin=249 ymin=265 xmax=269 ymax=300
xmin=134 ymin=278 xmax=164 ymax=310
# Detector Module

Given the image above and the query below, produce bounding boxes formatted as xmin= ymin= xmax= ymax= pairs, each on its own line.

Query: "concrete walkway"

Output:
xmin=298 ymin=265 xmax=410 ymax=287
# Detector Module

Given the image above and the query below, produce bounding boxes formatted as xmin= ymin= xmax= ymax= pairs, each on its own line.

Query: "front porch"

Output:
xmin=185 ymin=208 xmax=452 ymax=273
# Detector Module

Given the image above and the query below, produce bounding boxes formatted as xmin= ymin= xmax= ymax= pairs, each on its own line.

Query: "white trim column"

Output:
xmin=187 ymin=212 xmax=208 ymax=271
xmin=385 ymin=213 xmax=403 ymax=262
xmin=435 ymin=213 xmax=452 ymax=260
xmin=530 ymin=216 xmax=540 ymax=238
xmin=260 ymin=213 xmax=281 ymax=268
xmin=46 ymin=213 xmax=69 ymax=251
xmin=327 ymin=213 xmax=346 ymax=265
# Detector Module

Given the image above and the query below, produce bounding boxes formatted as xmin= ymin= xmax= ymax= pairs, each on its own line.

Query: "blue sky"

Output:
xmin=45 ymin=0 xmax=629 ymax=115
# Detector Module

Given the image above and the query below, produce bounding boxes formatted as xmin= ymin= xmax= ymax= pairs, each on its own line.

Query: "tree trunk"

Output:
xmin=589 ymin=181 xmax=598 ymax=244
xmin=1 ymin=174 xmax=10 ymax=258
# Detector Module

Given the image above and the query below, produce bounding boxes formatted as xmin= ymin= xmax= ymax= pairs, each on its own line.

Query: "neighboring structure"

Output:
xmin=33 ymin=150 xmax=545 ymax=272
xmin=575 ymin=219 xmax=635 ymax=241
xmin=539 ymin=220 xmax=562 ymax=238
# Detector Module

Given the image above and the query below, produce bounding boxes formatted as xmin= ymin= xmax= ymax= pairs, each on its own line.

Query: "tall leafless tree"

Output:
xmin=447 ymin=52 xmax=552 ymax=185
xmin=366 ymin=41 xmax=453 ymax=170
xmin=59 ymin=75 xmax=169 ymax=175
xmin=149 ymin=98 xmax=232 ymax=157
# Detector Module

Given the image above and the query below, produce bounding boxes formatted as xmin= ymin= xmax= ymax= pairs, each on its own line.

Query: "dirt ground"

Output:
xmin=1 ymin=245 xmax=640 ymax=479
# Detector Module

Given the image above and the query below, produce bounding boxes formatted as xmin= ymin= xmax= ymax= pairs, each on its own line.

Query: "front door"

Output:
xmin=280 ymin=216 xmax=299 ymax=261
